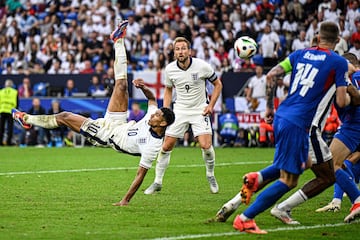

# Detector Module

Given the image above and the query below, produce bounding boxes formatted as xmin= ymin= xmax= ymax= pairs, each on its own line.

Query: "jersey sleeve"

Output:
xmin=202 ymin=60 xmax=218 ymax=82
xmin=164 ymin=66 xmax=173 ymax=87
xmin=335 ymin=57 xmax=349 ymax=88
xmin=139 ymin=138 xmax=163 ymax=169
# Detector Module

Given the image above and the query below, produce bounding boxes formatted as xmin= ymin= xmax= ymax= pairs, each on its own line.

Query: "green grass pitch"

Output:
xmin=0 ymin=147 xmax=358 ymax=239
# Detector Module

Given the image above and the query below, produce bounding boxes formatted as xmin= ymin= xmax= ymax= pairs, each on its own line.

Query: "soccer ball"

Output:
xmin=234 ymin=36 xmax=257 ymax=59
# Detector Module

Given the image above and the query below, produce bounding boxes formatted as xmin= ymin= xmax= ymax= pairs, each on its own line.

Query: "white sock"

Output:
xmin=353 ymin=196 xmax=360 ymax=204
xmin=277 ymin=189 xmax=308 ymax=211
xmin=224 ymin=192 xmax=242 ymax=210
xmin=154 ymin=149 xmax=172 ymax=185
xmin=332 ymin=198 xmax=342 ymax=205
xmin=240 ymin=213 xmax=251 ymax=221
xmin=25 ymin=115 xmax=59 ymax=129
xmin=114 ymin=39 xmax=127 ymax=80
xmin=202 ymin=145 xmax=215 ymax=176
xmin=257 ymin=172 xmax=263 ymax=185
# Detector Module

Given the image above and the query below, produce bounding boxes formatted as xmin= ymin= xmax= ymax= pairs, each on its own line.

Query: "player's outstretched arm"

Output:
xmin=133 ymin=78 xmax=157 ymax=106
xmin=113 ymin=166 xmax=148 ymax=206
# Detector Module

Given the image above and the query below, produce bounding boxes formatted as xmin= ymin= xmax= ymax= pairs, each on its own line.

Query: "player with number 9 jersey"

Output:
xmin=165 ymin=58 xmax=218 ymax=114
xmin=143 ymin=37 xmax=223 ymax=195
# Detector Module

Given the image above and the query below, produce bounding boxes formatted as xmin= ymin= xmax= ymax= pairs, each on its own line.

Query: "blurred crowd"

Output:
xmin=0 ymin=0 xmax=359 ymax=78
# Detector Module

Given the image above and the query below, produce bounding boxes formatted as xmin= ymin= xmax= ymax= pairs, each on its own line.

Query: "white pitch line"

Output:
xmin=146 ymin=221 xmax=360 ymax=240
xmin=0 ymin=161 xmax=271 ymax=176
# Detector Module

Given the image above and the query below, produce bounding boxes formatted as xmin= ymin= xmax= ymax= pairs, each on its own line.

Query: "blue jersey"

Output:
xmin=333 ymin=70 xmax=360 ymax=152
xmin=277 ymin=47 xmax=348 ymax=130
xmin=335 ymin=70 xmax=360 ymax=126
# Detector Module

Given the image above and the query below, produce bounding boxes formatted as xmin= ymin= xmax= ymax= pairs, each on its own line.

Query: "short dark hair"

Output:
xmin=342 ymin=52 xmax=359 ymax=66
xmin=160 ymin=107 xmax=175 ymax=126
xmin=319 ymin=21 xmax=339 ymax=44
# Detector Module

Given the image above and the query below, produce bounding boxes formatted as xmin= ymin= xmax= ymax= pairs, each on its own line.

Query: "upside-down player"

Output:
xmin=12 ymin=20 xmax=175 ymax=206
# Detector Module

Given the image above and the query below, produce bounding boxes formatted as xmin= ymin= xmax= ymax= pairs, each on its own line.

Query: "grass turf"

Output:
xmin=0 ymin=147 xmax=357 ymax=239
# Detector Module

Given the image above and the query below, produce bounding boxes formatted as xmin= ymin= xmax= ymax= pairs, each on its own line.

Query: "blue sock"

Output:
xmin=351 ymin=161 xmax=360 ymax=184
xmin=343 ymin=160 xmax=355 ymax=179
xmin=243 ymin=180 xmax=290 ymax=219
xmin=335 ymin=169 xmax=360 ymax=203
xmin=260 ymin=164 xmax=280 ymax=182
xmin=333 ymin=183 xmax=344 ymax=200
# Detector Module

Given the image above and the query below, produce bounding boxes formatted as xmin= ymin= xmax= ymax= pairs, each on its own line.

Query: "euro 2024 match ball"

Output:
xmin=234 ymin=36 xmax=258 ymax=59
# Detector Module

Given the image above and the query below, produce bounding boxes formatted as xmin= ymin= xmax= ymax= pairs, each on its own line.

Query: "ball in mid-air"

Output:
xmin=234 ymin=36 xmax=257 ymax=59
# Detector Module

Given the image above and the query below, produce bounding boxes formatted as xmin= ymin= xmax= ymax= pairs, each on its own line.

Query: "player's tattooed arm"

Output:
xmin=265 ymin=65 xmax=285 ymax=123
xmin=133 ymin=78 xmax=156 ymax=105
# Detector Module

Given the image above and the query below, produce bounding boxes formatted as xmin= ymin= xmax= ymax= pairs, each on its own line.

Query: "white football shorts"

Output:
xmin=165 ymin=111 xmax=213 ymax=138
xmin=80 ymin=111 xmax=131 ymax=148
xmin=308 ymin=126 xmax=332 ymax=164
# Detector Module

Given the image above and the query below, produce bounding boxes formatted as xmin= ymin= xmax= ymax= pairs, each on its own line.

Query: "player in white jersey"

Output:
xmin=12 ymin=20 xmax=175 ymax=206
xmin=144 ymin=37 xmax=223 ymax=194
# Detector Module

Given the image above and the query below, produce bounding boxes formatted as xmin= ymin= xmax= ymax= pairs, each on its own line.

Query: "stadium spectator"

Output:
xmin=305 ymin=18 xmax=320 ymax=43
xmin=323 ymin=0 xmax=341 ymax=23
xmin=177 ymin=21 xmax=192 ymax=42
xmin=18 ymin=97 xmax=47 ymax=147
xmin=63 ymin=79 xmax=78 ymax=97
xmin=128 ymin=101 xmax=145 ymax=122
xmin=47 ymin=58 xmax=63 ymax=74
xmin=7 ymin=34 xmax=25 ymax=59
xmin=79 ymin=60 xmax=95 ymax=74
xmin=18 ymin=77 xmax=33 ymax=98
xmin=235 ymin=21 xmax=256 ymax=41
xmin=1 ymin=63 xmax=17 ymax=75
xmin=0 ymin=79 xmax=18 ymax=146
xmin=258 ymin=23 xmax=280 ymax=69
xmin=245 ymin=65 xmax=266 ymax=108
xmin=256 ymin=0 xmax=275 ymax=20
xmin=318 ymin=0 xmax=331 ymax=13
xmin=220 ymin=21 xmax=236 ymax=42
xmin=181 ymin=0 xmax=195 ymax=17
xmin=291 ymin=30 xmax=310 ymax=51
xmin=349 ymin=39 xmax=360 ymax=60
xmin=192 ymin=28 xmax=215 ymax=56
xmin=260 ymin=12 xmax=281 ymax=33
xmin=126 ymin=15 xmax=141 ymax=40
xmin=346 ymin=0 xmax=360 ymax=34
xmin=87 ymin=75 xmax=106 ymax=97
xmin=165 ymin=0 xmax=181 ymax=21
xmin=220 ymin=57 xmax=233 ymax=73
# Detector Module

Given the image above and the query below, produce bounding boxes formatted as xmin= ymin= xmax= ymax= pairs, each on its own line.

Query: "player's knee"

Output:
xmin=56 ymin=111 xmax=72 ymax=123
xmin=199 ymin=142 xmax=212 ymax=149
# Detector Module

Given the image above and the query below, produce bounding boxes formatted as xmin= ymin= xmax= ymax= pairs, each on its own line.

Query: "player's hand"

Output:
xmin=202 ymin=106 xmax=213 ymax=116
xmin=112 ymin=199 xmax=129 ymax=206
xmin=265 ymin=108 xmax=274 ymax=124
xmin=132 ymin=78 xmax=145 ymax=88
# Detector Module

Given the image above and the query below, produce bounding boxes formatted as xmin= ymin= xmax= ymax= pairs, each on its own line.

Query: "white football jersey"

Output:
xmin=81 ymin=105 xmax=163 ymax=169
xmin=112 ymin=105 xmax=163 ymax=169
xmin=165 ymin=58 xmax=218 ymax=113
